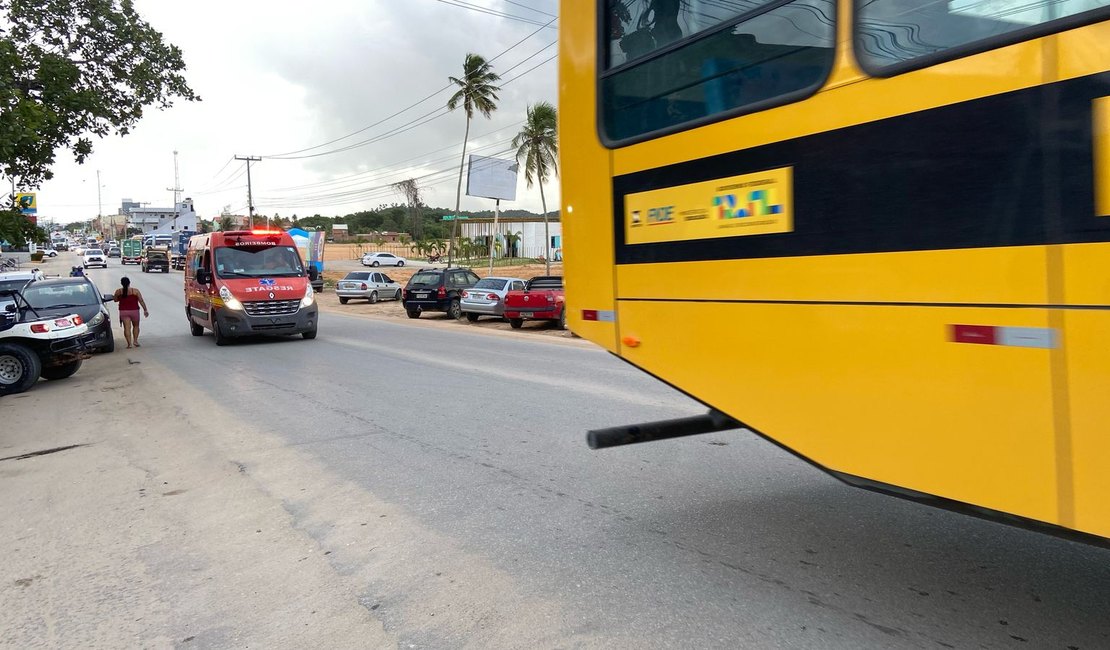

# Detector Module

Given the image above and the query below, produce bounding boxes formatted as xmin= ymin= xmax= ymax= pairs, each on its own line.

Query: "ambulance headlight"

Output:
xmin=219 ymin=285 xmax=243 ymax=310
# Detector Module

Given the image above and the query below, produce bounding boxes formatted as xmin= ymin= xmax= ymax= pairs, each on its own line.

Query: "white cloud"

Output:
xmin=35 ymin=0 xmax=561 ymax=225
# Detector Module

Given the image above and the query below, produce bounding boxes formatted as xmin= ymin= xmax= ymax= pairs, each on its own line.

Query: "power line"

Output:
xmin=431 ymin=0 xmax=559 ymax=28
xmin=265 ymin=40 xmax=556 ymax=162
xmin=261 ymin=133 xmax=518 ymax=195
xmin=262 ymin=15 xmax=557 ymax=159
xmin=255 ymin=147 xmax=518 ymax=209
xmin=502 ymin=0 xmax=557 ymax=18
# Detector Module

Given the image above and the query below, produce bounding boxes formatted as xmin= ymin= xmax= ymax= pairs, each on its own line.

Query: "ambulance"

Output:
xmin=184 ymin=230 xmax=319 ymax=345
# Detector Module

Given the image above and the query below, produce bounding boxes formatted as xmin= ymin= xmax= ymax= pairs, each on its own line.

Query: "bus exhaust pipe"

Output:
xmin=587 ymin=410 xmax=744 ymax=449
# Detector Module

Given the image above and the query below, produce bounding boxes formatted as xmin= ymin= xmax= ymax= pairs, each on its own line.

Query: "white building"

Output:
xmin=124 ymin=197 xmax=198 ymax=235
xmin=459 ymin=216 xmax=563 ymax=261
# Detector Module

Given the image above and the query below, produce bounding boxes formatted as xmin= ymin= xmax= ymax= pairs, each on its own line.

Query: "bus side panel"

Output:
xmin=615 ymin=246 xmax=1050 ymax=305
xmin=1060 ymin=243 xmax=1110 ymax=538
xmin=615 ymin=299 xmax=1061 ymax=526
xmin=1055 ymin=22 xmax=1110 ymax=83
xmin=1054 ymin=24 xmax=1110 ymax=539
xmin=560 ymin=1 xmax=618 ymax=352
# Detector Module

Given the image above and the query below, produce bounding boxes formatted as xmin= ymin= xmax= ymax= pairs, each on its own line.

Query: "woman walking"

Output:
xmin=113 ymin=277 xmax=150 ymax=348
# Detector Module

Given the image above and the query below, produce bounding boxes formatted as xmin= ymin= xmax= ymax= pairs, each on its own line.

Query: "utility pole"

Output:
xmin=96 ymin=169 xmax=103 ymax=219
xmin=235 ymin=155 xmax=261 ymax=228
xmin=167 ymin=150 xmax=183 ymax=232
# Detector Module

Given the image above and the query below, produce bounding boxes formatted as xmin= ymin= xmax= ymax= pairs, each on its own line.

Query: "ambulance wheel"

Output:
xmin=212 ymin=316 xmax=230 ymax=346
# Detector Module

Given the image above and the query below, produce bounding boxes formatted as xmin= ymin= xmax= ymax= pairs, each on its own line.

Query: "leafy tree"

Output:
xmin=513 ymin=102 xmax=558 ymax=274
xmin=218 ymin=216 xmax=234 ymax=231
xmin=0 ymin=0 xmax=199 ymax=194
xmin=0 ymin=209 xmax=44 ymax=247
xmin=447 ymin=52 xmax=500 ymax=263
xmin=392 ymin=178 xmax=423 ymax=238
xmin=380 ymin=213 xmax=403 ymax=233
xmin=297 ymin=215 xmax=333 ymax=232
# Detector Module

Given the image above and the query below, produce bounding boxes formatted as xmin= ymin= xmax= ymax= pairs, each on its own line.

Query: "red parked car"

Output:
xmin=503 ymin=276 xmax=566 ymax=330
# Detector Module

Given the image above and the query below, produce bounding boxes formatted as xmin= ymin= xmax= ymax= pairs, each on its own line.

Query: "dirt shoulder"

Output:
xmin=0 ymin=352 xmax=393 ymax=648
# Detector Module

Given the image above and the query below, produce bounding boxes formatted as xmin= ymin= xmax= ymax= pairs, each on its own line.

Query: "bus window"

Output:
xmin=607 ymin=0 xmax=779 ymax=67
xmin=601 ymin=0 xmax=836 ymax=144
xmin=856 ymin=0 xmax=1110 ymax=73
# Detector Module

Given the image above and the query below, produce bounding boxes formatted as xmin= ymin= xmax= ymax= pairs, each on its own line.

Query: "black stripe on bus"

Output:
xmin=613 ymin=72 xmax=1110 ymax=265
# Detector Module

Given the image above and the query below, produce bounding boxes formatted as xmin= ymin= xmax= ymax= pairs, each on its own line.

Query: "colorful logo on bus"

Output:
xmin=713 ymin=189 xmax=782 ymax=219
xmin=624 ymin=166 xmax=792 ymax=244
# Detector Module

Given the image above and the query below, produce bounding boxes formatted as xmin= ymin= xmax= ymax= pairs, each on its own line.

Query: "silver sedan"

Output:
xmin=336 ymin=271 xmax=402 ymax=304
xmin=460 ymin=276 xmax=527 ymax=322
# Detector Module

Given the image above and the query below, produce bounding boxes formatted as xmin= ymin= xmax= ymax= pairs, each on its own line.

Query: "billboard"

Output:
xmin=16 ymin=192 xmax=36 ymax=215
xmin=465 ymin=155 xmax=518 ymax=201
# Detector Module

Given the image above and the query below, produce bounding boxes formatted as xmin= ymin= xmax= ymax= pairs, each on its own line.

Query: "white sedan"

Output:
xmin=360 ymin=252 xmax=406 ymax=267
xmin=82 ymin=248 xmax=108 ymax=269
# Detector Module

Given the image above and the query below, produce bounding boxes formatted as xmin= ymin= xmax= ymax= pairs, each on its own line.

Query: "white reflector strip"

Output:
xmin=997 ymin=327 xmax=1057 ymax=349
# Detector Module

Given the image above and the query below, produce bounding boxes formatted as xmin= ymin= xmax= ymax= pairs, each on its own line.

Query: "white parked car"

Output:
xmin=336 ymin=271 xmax=402 ymax=304
xmin=360 ymin=252 xmax=406 ymax=267
xmin=82 ymin=248 xmax=107 ymax=269
xmin=0 ymin=270 xmax=44 ymax=320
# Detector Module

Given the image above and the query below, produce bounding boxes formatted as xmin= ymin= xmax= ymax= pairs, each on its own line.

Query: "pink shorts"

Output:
xmin=120 ymin=310 xmax=140 ymax=324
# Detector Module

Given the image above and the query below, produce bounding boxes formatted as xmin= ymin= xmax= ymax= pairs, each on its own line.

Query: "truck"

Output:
xmin=170 ymin=230 xmax=195 ymax=270
xmin=141 ymin=246 xmax=170 ymax=273
xmin=503 ymin=276 xmax=566 ymax=331
xmin=121 ymin=239 xmax=143 ymax=265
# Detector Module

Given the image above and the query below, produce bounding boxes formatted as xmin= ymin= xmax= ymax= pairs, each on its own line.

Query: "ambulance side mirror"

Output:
xmin=196 ymin=269 xmax=211 ymax=284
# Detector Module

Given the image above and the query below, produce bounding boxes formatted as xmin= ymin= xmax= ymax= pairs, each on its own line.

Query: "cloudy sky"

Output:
xmin=37 ymin=0 xmax=560 ymax=225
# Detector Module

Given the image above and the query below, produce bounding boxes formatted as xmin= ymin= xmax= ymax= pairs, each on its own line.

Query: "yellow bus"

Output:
xmin=561 ymin=0 xmax=1110 ymax=543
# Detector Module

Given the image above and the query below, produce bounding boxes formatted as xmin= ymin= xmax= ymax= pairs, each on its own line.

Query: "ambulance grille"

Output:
xmin=243 ymin=299 xmax=299 ymax=316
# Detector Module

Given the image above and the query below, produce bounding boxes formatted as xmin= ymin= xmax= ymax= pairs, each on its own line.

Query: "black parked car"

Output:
xmin=18 ymin=277 xmax=115 ymax=353
xmin=402 ymin=267 xmax=481 ymax=319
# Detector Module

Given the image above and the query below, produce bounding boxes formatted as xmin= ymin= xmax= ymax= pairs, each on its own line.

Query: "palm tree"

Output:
xmin=504 ymin=231 xmax=522 ymax=260
xmin=447 ymin=53 xmax=501 ymax=264
xmin=512 ymin=102 xmax=558 ymax=274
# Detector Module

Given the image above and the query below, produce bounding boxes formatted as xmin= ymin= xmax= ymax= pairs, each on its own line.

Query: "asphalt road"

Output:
xmin=27 ymin=257 xmax=1110 ymax=648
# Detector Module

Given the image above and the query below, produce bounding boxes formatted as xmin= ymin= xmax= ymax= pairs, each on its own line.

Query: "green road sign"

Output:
xmin=441 ymin=215 xmax=470 ymax=221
